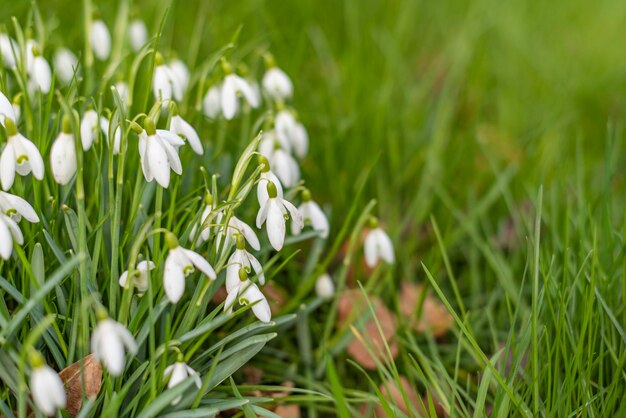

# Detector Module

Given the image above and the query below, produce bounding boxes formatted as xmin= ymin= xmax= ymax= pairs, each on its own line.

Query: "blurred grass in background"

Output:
xmin=5 ymin=0 xmax=626 ymax=415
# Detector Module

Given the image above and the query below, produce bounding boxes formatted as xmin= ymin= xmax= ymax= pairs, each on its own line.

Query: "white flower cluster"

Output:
xmin=0 ymin=15 xmax=395 ymax=417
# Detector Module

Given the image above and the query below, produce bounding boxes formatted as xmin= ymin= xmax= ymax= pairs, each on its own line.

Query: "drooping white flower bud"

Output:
xmin=163 ymin=360 xmax=201 ymax=405
xmin=363 ymin=218 xmax=395 ymax=267
xmin=0 ymin=117 xmax=45 ymax=190
xmin=29 ymin=351 xmax=66 ymax=416
xmin=202 ymin=84 xmax=221 ymax=119
xmin=138 ymin=117 xmax=184 ymax=188
xmin=129 ymin=19 xmax=149 ymax=52
xmin=293 ymin=189 xmax=329 ymax=239
xmin=91 ymin=19 xmax=111 ymax=61
xmin=119 ymin=260 xmax=156 ymax=293
xmin=256 ymin=181 xmax=303 ymax=251
xmin=91 ymin=309 xmax=137 ymax=376
xmin=315 ymin=273 xmax=335 ymax=299
xmin=53 ymin=48 xmax=79 ymax=85
xmin=80 ymin=109 xmax=99 ymax=151
xmin=50 ymin=116 xmax=77 ymax=185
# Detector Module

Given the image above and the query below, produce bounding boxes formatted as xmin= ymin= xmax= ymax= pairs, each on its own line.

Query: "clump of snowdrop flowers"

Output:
xmin=258 ymin=130 xmax=300 ymax=187
xmin=119 ymin=260 xmax=156 ymax=293
xmin=164 ymin=231 xmax=216 ymax=303
xmin=294 ymin=188 xmax=329 ymax=238
xmin=91 ymin=17 xmax=111 ymax=61
xmin=91 ymin=308 xmax=137 ymax=376
xmin=164 ymin=357 xmax=201 ymax=405
xmin=137 ymin=117 xmax=183 ymax=188
xmin=1 ymin=117 xmax=44 ymax=190
xmin=225 ymin=267 xmax=271 ymax=323
xmin=363 ymin=217 xmax=395 ymax=267
xmin=256 ymin=181 xmax=303 ymax=251
xmin=262 ymin=53 xmax=293 ymax=100
xmin=0 ymin=191 xmax=39 ymax=259
xmin=29 ymin=350 xmax=66 ymax=416
xmin=220 ymin=59 xmax=260 ymax=120
xmin=315 ymin=273 xmax=335 ymax=300
xmin=50 ymin=115 xmax=77 ymax=185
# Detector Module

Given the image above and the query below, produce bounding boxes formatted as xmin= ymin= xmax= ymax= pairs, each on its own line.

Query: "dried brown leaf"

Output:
xmin=58 ymin=354 xmax=102 ymax=417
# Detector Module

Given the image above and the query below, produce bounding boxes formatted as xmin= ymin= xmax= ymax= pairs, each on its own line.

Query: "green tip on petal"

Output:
xmin=143 ymin=117 xmax=156 ymax=136
xmin=62 ymin=115 xmax=73 ymax=134
xmin=238 ymin=267 xmax=248 ymax=282
xmin=266 ymin=181 xmax=278 ymax=199
xmin=165 ymin=231 xmax=179 ymax=249
xmin=258 ymin=155 xmax=270 ymax=172
xmin=4 ymin=118 xmax=17 ymax=137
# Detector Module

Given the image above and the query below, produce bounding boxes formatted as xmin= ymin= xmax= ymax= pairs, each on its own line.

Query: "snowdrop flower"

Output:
xmin=216 ymin=214 xmax=260 ymax=253
xmin=0 ymin=91 xmax=14 ymax=126
xmin=224 ymin=267 xmax=271 ymax=323
xmin=169 ymin=59 xmax=190 ymax=91
xmin=0 ymin=34 xmax=18 ymax=68
xmin=220 ymin=60 xmax=259 ymax=120
xmin=80 ymin=109 xmax=99 ymax=151
xmin=153 ymin=53 xmax=183 ymax=102
xmin=91 ymin=19 xmax=111 ymax=61
xmin=256 ymin=155 xmax=283 ymax=207
xmin=190 ymin=193 xmax=219 ymax=246
xmin=119 ymin=260 xmax=156 ymax=293
xmin=91 ymin=309 xmax=137 ymax=376
xmin=363 ymin=218 xmax=395 ymax=267
xmin=315 ymin=273 xmax=335 ymax=299
xmin=0 ymin=190 xmax=39 ymax=259
xmin=129 ymin=19 xmax=149 ymax=52
xmin=293 ymin=189 xmax=329 ymax=238
xmin=268 ymin=147 xmax=300 ymax=188
xmin=29 ymin=351 xmax=66 ymax=416
xmin=100 ymin=115 xmax=122 ymax=154
xmin=226 ymin=234 xmax=265 ymax=294
xmin=164 ymin=232 xmax=216 ymax=303
xmin=163 ymin=360 xmax=201 ymax=405
xmin=28 ymin=45 xmax=52 ymax=94
xmin=53 ymin=48 xmax=79 ymax=85
xmin=170 ymin=111 xmax=203 ymax=154
xmin=0 ymin=117 xmax=44 ymax=190
xmin=50 ymin=116 xmax=77 ymax=185
xmin=262 ymin=54 xmax=293 ymax=100
xmin=275 ymin=110 xmax=308 ymax=158
xmin=137 ymin=117 xmax=184 ymax=188
xmin=202 ymin=84 xmax=221 ymax=119
xmin=256 ymin=181 xmax=303 ymax=251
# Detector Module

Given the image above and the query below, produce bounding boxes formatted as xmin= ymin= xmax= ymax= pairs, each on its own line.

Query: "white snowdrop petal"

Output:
xmin=3 ymin=215 xmax=23 ymax=245
xmin=248 ymin=254 xmax=265 ymax=285
xmin=0 ymin=91 xmax=15 ymax=124
xmin=80 ymin=110 xmax=99 ymax=151
xmin=186 ymin=365 xmax=202 ymax=388
xmin=256 ymin=200 xmax=269 ymax=229
xmin=0 ymin=218 xmax=12 ymax=259
xmin=50 ymin=133 xmax=77 ymax=185
xmin=233 ymin=75 xmax=259 ymax=108
xmin=164 ymin=255 xmax=185 ymax=303
xmin=91 ymin=20 xmax=111 ymax=60
xmin=147 ymin=138 xmax=171 ymax=188
xmin=223 ymin=288 xmax=238 ymax=314
xmin=170 ymin=60 xmax=190 ymax=91
xmin=153 ymin=66 xmax=173 ymax=101
xmin=225 ymin=264 xmax=240 ymax=293
xmin=102 ymin=333 xmax=125 ymax=376
xmin=242 ymin=283 xmax=271 ymax=323
xmin=266 ymin=201 xmax=286 ymax=251
xmin=292 ymin=123 xmax=309 ymax=158
xmin=233 ymin=217 xmax=260 ymax=251
xmin=157 ymin=129 xmax=186 ymax=147
xmin=138 ymin=134 xmax=153 ymax=181
xmin=203 ymin=86 xmax=221 ymax=119
xmin=0 ymin=145 xmax=15 ymax=190
xmin=119 ymin=270 xmax=129 ymax=287
xmin=54 ymin=48 xmax=79 ymax=84
xmin=282 ymin=199 xmax=303 ymax=231
xmin=364 ymin=232 xmax=379 ymax=268
xmin=19 ymin=136 xmax=44 ymax=180
xmin=33 ymin=56 xmax=52 ymax=93
xmin=173 ymin=115 xmax=203 ymax=154
xmin=182 ymin=248 xmax=216 ymax=279
xmin=221 ymin=77 xmax=237 ymax=120
xmin=113 ymin=322 xmax=138 ymax=355
xmin=158 ymin=136 xmax=183 ymax=175
xmin=376 ymin=229 xmax=395 ymax=263
xmin=32 ymin=366 xmax=66 ymax=415
xmin=305 ymin=201 xmax=329 ymax=238
xmin=1 ymin=191 xmax=39 ymax=222
xmin=129 ymin=20 xmax=149 ymax=52
xmin=315 ymin=274 xmax=335 ymax=299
